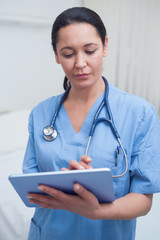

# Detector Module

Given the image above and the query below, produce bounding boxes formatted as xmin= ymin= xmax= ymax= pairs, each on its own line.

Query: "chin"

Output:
xmin=74 ymin=81 xmax=94 ymax=90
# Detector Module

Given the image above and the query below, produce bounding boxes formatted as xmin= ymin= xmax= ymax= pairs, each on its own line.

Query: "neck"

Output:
xmin=67 ymin=77 xmax=105 ymax=104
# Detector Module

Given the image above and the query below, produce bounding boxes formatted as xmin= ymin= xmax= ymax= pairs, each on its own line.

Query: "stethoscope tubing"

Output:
xmin=50 ymin=86 xmax=71 ymax=127
xmin=43 ymin=77 xmax=128 ymax=177
xmin=85 ymin=136 xmax=128 ymax=178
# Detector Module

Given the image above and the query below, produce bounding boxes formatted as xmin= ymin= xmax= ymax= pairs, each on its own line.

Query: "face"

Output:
xmin=55 ymin=23 xmax=108 ymax=90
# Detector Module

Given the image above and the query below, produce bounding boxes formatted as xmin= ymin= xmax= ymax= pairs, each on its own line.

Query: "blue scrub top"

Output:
xmin=23 ymin=82 xmax=160 ymax=240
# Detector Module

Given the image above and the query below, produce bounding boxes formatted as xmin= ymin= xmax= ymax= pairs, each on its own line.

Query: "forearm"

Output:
xmin=62 ymin=159 xmax=153 ymax=221
xmin=98 ymin=193 xmax=153 ymax=220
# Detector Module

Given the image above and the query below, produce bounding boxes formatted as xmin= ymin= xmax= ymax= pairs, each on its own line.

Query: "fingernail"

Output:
xmin=38 ymin=186 xmax=44 ymax=191
xmin=27 ymin=195 xmax=32 ymax=199
xmin=80 ymin=165 xmax=85 ymax=169
xmin=75 ymin=184 xmax=80 ymax=191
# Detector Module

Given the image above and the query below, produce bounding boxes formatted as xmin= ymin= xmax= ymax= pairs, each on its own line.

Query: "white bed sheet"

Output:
xmin=0 ymin=110 xmax=34 ymax=240
xmin=0 ymin=110 xmax=30 ymax=154
xmin=0 ymin=150 xmax=34 ymax=240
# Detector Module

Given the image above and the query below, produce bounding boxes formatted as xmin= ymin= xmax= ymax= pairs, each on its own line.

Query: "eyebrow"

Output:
xmin=60 ymin=43 xmax=98 ymax=52
xmin=60 ymin=47 xmax=73 ymax=52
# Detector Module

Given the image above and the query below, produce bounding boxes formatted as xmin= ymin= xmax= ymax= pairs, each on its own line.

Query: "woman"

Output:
xmin=24 ymin=7 xmax=160 ymax=240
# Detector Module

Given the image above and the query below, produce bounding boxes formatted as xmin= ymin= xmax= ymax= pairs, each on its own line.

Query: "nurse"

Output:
xmin=24 ymin=7 xmax=160 ymax=240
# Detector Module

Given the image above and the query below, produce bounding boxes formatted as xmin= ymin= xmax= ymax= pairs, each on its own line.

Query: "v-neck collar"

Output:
xmin=57 ymin=91 xmax=105 ymax=145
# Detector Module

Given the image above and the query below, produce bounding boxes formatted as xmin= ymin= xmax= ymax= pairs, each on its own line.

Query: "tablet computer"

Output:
xmin=8 ymin=168 xmax=114 ymax=207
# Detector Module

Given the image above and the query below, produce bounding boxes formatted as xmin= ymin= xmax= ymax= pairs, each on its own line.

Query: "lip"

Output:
xmin=75 ymin=73 xmax=90 ymax=79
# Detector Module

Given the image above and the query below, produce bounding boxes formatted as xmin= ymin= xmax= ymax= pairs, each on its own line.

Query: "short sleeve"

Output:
xmin=130 ymin=105 xmax=160 ymax=194
xmin=22 ymin=111 xmax=39 ymax=173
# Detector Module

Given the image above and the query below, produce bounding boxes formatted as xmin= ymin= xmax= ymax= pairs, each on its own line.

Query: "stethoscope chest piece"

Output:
xmin=42 ymin=77 xmax=128 ymax=177
xmin=43 ymin=126 xmax=57 ymax=141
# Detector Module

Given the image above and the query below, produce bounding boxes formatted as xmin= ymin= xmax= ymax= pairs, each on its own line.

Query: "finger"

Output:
xmin=80 ymin=155 xmax=92 ymax=169
xmin=38 ymin=185 xmax=68 ymax=201
xmin=80 ymin=155 xmax=92 ymax=164
xmin=27 ymin=193 xmax=45 ymax=199
xmin=29 ymin=196 xmax=61 ymax=209
xmin=28 ymin=193 xmax=52 ymax=202
xmin=80 ymin=161 xmax=93 ymax=169
xmin=69 ymin=160 xmax=85 ymax=170
xmin=28 ymin=189 xmax=67 ymax=208
xmin=61 ymin=167 xmax=69 ymax=171
xmin=73 ymin=183 xmax=96 ymax=203
xmin=28 ymin=194 xmax=53 ymax=205
xmin=29 ymin=198 xmax=41 ymax=205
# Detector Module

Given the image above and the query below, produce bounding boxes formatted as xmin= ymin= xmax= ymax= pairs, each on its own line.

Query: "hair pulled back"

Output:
xmin=51 ymin=7 xmax=107 ymax=90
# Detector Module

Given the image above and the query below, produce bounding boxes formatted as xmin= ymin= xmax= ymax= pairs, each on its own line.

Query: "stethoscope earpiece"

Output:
xmin=43 ymin=126 xmax=57 ymax=141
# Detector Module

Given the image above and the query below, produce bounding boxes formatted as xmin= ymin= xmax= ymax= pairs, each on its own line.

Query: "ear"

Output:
xmin=103 ymin=37 xmax=108 ymax=57
xmin=55 ymin=53 xmax=61 ymax=64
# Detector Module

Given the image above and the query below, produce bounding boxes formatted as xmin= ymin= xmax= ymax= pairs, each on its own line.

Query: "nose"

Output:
xmin=75 ymin=53 xmax=87 ymax=69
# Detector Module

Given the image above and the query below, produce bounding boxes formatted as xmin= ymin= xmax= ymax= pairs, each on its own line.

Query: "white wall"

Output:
xmin=84 ymin=0 xmax=160 ymax=114
xmin=0 ymin=0 xmax=82 ymax=112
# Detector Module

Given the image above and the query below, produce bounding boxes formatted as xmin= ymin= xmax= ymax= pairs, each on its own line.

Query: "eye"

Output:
xmin=63 ymin=53 xmax=74 ymax=58
xmin=85 ymin=50 xmax=96 ymax=55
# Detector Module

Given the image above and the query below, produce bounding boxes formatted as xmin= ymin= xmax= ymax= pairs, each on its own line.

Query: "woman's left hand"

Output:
xmin=27 ymin=183 xmax=102 ymax=220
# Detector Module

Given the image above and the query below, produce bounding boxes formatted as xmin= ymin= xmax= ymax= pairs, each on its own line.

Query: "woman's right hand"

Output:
xmin=61 ymin=155 xmax=92 ymax=171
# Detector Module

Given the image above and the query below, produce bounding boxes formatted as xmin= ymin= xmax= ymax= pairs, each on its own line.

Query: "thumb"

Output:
xmin=73 ymin=183 xmax=96 ymax=202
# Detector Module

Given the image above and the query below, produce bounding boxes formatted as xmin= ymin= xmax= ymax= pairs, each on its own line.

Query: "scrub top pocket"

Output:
xmin=90 ymin=150 xmax=127 ymax=174
xmin=90 ymin=150 xmax=130 ymax=199
xmin=28 ymin=218 xmax=41 ymax=240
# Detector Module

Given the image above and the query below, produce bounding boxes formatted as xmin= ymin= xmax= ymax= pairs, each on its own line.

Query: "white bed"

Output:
xmin=0 ymin=110 xmax=34 ymax=240
xmin=0 ymin=110 xmax=159 ymax=240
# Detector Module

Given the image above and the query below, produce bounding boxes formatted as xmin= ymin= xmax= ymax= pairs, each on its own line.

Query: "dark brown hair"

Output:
xmin=51 ymin=7 xmax=107 ymax=90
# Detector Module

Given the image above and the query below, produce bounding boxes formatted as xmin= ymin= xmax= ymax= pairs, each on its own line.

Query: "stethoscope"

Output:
xmin=43 ymin=77 xmax=128 ymax=178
